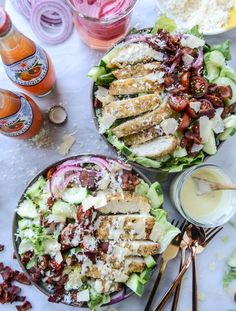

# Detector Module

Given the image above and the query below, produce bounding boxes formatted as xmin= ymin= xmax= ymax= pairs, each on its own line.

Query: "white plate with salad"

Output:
xmin=13 ymin=154 xmax=179 ymax=310
xmin=89 ymin=16 xmax=236 ymax=172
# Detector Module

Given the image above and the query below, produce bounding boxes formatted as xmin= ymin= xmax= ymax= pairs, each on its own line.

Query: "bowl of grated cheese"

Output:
xmin=155 ymin=0 xmax=236 ymax=36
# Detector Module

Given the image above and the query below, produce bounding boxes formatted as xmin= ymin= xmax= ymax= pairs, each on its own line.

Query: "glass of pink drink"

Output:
xmin=67 ymin=0 xmax=137 ymax=50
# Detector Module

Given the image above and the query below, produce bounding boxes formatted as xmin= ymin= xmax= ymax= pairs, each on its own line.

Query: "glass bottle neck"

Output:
xmin=0 ymin=25 xmax=22 ymax=51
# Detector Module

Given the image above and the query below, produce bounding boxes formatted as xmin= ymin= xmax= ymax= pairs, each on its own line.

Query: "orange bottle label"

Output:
xmin=4 ymin=45 xmax=49 ymax=87
xmin=0 ymin=94 xmax=33 ymax=137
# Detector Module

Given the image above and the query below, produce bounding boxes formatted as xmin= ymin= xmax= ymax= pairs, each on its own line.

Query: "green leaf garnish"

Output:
xmin=152 ymin=14 xmax=177 ymax=34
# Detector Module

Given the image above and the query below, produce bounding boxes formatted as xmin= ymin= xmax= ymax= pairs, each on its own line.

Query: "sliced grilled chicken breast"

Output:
xmin=99 ymin=192 xmax=151 ymax=215
xmin=109 ymin=75 xmax=162 ymax=95
xmin=130 ymin=135 xmax=178 ymax=158
xmin=95 ymin=215 xmax=155 ymax=240
xmin=112 ymin=62 xmax=161 ymax=79
xmin=122 ymin=126 xmax=162 ymax=146
xmin=109 ymin=240 xmax=160 ymax=256
xmin=83 ymin=257 xmax=146 ymax=281
xmin=108 ymin=42 xmax=163 ymax=69
xmin=103 ymin=93 xmax=160 ymax=119
xmin=91 ymin=279 xmax=121 ymax=294
xmin=112 ymin=103 xmax=172 ymax=138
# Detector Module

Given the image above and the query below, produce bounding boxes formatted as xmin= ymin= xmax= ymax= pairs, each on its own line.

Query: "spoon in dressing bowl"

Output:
xmin=192 ymin=176 xmax=236 ymax=196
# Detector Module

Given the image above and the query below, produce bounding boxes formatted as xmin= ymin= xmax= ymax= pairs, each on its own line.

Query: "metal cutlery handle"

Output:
xmin=144 ymin=259 xmax=167 ymax=311
xmin=192 ymin=247 xmax=198 ymax=311
xmin=153 ymin=253 xmax=193 ymax=311
xmin=171 ymin=246 xmax=187 ymax=311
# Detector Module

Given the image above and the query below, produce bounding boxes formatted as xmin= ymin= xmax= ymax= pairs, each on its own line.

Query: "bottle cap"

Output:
xmin=0 ymin=9 xmax=12 ymax=37
xmin=48 ymin=106 xmax=68 ymax=125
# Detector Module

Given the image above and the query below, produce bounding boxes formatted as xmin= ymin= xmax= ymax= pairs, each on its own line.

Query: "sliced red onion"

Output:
xmin=11 ymin=0 xmax=31 ymax=19
xmin=90 ymin=157 xmax=111 ymax=170
xmin=192 ymin=48 xmax=204 ymax=69
xmin=98 ymin=0 xmax=125 ymax=18
xmin=124 ymin=34 xmax=148 ymax=44
xmin=110 ymin=159 xmax=132 ymax=171
xmin=30 ymin=0 xmax=73 ymax=45
xmin=50 ymin=165 xmax=83 ymax=198
xmin=110 ymin=287 xmax=125 ymax=303
xmin=57 ymin=156 xmax=111 ymax=171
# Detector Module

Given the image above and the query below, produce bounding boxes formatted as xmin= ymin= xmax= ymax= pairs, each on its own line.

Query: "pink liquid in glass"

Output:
xmin=68 ymin=0 xmax=137 ymax=50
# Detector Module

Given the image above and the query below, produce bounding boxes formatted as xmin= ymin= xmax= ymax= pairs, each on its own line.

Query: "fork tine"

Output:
xmin=204 ymin=227 xmax=223 ymax=245
xmin=180 ymin=219 xmax=188 ymax=231
xmin=205 ymin=226 xmax=223 ymax=238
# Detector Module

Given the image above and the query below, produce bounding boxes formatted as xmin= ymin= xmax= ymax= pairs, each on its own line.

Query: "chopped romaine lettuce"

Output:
xmin=186 ymin=25 xmax=204 ymax=39
xmin=150 ymin=209 xmax=180 ymax=253
xmin=152 ymin=14 xmax=176 ymax=34
xmin=88 ymin=288 xmax=110 ymax=311
xmin=106 ymin=130 xmax=204 ymax=171
xmin=206 ymin=40 xmax=231 ymax=61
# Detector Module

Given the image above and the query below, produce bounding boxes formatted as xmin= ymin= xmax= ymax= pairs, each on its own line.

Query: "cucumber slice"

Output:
xmin=144 ymin=255 xmax=156 ymax=268
xmin=203 ymin=130 xmax=217 ymax=155
xmin=17 ymin=199 xmax=38 ymax=218
xmin=224 ymin=115 xmax=236 ymax=128
xmin=219 ymin=127 xmax=236 ymax=141
xmin=126 ymin=273 xmax=144 ymax=296
xmin=135 ymin=180 xmax=150 ymax=195
xmin=26 ymin=176 xmax=46 ymax=200
xmin=139 ymin=268 xmax=152 ymax=284
xmin=88 ymin=66 xmax=106 ymax=82
xmin=96 ymin=72 xmax=115 ymax=86
xmin=62 ymin=187 xmax=88 ymax=204
xmin=228 ymin=253 xmax=236 ymax=268
xmin=173 ymin=147 xmax=188 ymax=158
xmin=147 ymin=182 xmax=164 ymax=209
xmin=205 ymin=62 xmax=220 ymax=82
xmin=52 ymin=200 xmax=76 ymax=219
xmin=214 ymin=77 xmax=236 ymax=104
xmin=101 ymin=46 xmax=122 ymax=67
xmin=207 ymin=51 xmax=226 ymax=67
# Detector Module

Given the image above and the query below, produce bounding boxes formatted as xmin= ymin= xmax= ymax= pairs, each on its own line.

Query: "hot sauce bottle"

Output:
xmin=0 ymin=88 xmax=43 ymax=139
xmin=0 ymin=8 xmax=56 ymax=97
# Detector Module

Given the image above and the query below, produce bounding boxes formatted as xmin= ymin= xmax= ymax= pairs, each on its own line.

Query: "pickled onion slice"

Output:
xmin=30 ymin=0 xmax=73 ymax=44
xmin=98 ymin=0 xmax=126 ymax=18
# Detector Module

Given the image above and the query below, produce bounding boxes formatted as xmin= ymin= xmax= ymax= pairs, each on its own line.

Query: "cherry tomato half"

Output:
xmin=178 ymin=113 xmax=191 ymax=132
xmin=190 ymin=76 xmax=208 ymax=98
xmin=168 ymin=94 xmax=189 ymax=112
xmin=217 ymin=85 xmax=233 ymax=100
xmin=185 ymin=100 xmax=198 ymax=118
xmin=205 ymin=94 xmax=223 ymax=108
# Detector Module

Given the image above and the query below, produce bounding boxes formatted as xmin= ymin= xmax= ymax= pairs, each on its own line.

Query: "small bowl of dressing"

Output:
xmin=170 ymin=164 xmax=236 ymax=227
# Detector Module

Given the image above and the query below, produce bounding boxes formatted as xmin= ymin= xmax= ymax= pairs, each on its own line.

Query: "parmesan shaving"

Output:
xmin=57 ymin=133 xmax=76 ymax=155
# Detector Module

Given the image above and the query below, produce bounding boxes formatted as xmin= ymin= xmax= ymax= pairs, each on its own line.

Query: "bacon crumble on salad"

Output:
xmin=14 ymin=156 xmax=179 ymax=310
xmin=90 ymin=20 xmax=236 ymax=172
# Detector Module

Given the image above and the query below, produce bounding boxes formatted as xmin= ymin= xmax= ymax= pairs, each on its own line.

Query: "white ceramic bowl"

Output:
xmin=155 ymin=0 xmax=235 ymax=36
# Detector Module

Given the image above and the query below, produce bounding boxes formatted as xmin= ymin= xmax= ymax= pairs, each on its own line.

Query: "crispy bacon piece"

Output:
xmin=0 ymin=245 xmax=4 ymax=252
xmin=121 ymin=171 xmax=140 ymax=191
xmin=0 ymin=266 xmax=16 ymax=282
xmin=29 ymin=267 xmax=41 ymax=283
xmin=79 ymin=170 xmax=97 ymax=189
xmin=205 ymin=94 xmax=223 ymax=108
xmin=15 ymin=296 xmax=26 ymax=302
xmin=0 ymin=283 xmax=21 ymax=303
xmin=14 ymin=272 xmax=31 ymax=285
xmin=48 ymin=288 xmax=64 ymax=303
xmin=164 ymin=73 xmax=178 ymax=88
xmin=60 ymin=224 xmax=81 ymax=250
xmin=16 ymin=300 xmax=32 ymax=311
xmin=217 ymin=85 xmax=233 ymax=100
xmin=21 ymin=252 xmax=33 ymax=264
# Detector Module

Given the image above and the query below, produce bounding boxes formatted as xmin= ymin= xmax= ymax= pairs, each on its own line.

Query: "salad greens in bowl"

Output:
xmin=13 ymin=154 xmax=179 ymax=310
xmin=89 ymin=16 xmax=236 ymax=173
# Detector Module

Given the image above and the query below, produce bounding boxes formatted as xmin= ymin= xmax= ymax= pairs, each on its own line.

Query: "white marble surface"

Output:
xmin=1 ymin=1 xmax=236 ymax=310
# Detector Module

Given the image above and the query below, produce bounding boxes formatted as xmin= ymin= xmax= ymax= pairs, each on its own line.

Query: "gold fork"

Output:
xmin=156 ymin=226 xmax=223 ymax=311
xmin=144 ymin=219 xmax=187 ymax=311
